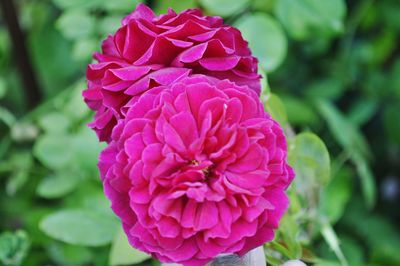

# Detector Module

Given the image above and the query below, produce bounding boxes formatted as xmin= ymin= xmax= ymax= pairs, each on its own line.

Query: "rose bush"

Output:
xmin=99 ymin=75 xmax=294 ymax=265
xmin=83 ymin=4 xmax=260 ymax=142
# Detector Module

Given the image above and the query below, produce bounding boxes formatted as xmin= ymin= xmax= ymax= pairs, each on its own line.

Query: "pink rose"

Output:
xmin=83 ymin=4 xmax=260 ymax=142
xmin=99 ymin=75 xmax=294 ymax=266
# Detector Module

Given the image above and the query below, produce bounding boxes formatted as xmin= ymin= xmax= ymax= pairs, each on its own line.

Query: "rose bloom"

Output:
xmin=83 ymin=4 xmax=260 ymax=142
xmin=99 ymin=75 xmax=294 ymax=266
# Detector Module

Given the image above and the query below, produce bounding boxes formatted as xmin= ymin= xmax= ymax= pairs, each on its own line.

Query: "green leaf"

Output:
xmin=98 ymin=16 xmax=123 ymax=36
xmin=0 ymin=77 xmax=6 ymax=99
xmin=33 ymin=134 xmax=73 ymax=169
xmin=104 ymin=0 xmax=141 ymax=12
xmin=306 ymin=78 xmax=345 ymax=100
xmin=63 ymin=80 xmax=90 ymax=121
xmin=71 ymin=128 xmax=105 ymax=174
xmin=109 ymin=226 xmax=150 ymax=266
xmin=56 ymin=10 xmax=95 ymax=40
xmin=390 ymin=59 xmax=400 ymax=98
xmin=38 ymin=112 xmax=70 ymax=133
xmin=6 ymin=152 xmax=33 ymax=196
xmin=36 ymin=173 xmax=79 ymax=199
xmin=235 ymin=13 xmax=287 ymax=72
xmin=289 ymin=132 xmax=331 ymax=189
xmin=0 ymin=230 xmax=30 ymax=266
xmin=0 ymin=106 xmax=16 ymax=128
xmin=317 ymin=100 xmax=370 ymax=159
xmin=317 ymin=100 xmax=376 ymax=207
xmin=47 ymin=242 xmax=92 ymax=266
xmin=321 ymin=222 xmax=348 ymax=266
xmin=264 ymin=93 xmax=287 ymax=126
xmin=348 ymin=99 xmax=378 ymax=126
xmin=277 ymin=214 xmax=302 ymax=258
xmin=317 ymin=235 xmax=365 ymax=266
xmin=40 ymin=209 xmax=118 ymax=247
xmin=340 ymin=236 xmax=365 ymax=266
xmin=281 ymin=95 xmax=317 ymax=126
xmin=343 ymin=203 xmax=400 ymax=266
xmin=6 ymin=170 xmax=29 ymax=196
xmin=200 ymin=0 xmax=250 ymax=17
xmin=30 ymin=22 xmax=79 ymax=97
xmin=52 ymin=0 xmax=103 ymax=10
xmin=252 ymin=0 xmax=276 ymax=12
xmin=352 ymin=153 xmax=376 ymax=209
xmin=319 ymin=166 xmax=352 ymax=224
xmin=383 ymin=104 xmax=400 ymax=144
xmin=72 ymin=38 xmax=98 ymax=62
xmin=276 ymin=0 xmax=346 ymax=40
xmin=155 ymin=0 xmax=196 ymax=14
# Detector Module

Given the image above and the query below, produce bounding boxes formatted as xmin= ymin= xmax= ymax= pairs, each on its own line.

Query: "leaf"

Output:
xmin=38 ymin=112 xmax=71 ymax=133
xmin=265 ymin=93 xmax=287 ymax=126
xmin=30 ymin=22 xmax=79 ymax=97
xmin=252 ymin=0 xmax=276 ymax=12
xmin=390 ymin=59 xmax=400 ymax=97
xmin=317 ymin=100 xmax=376 ymax=207
xmin=6 ymin=152 xmax=33 ymax=196
xmin=98 ymin=16 xmax=123 ymax=36
xmin=0 ymin=230 xmax=30 ymax=266
xmin=281 ymin=95 xmax=317 ymax=126
xmin=235 ymin=13 xmax=287 ymax=72
xmin=52 ymin=0 xmax=103 ymax=10
xmin=72 ymin=38 xmax=98 ymax=62
xmin=36 ymin=173 xmax=79 ymax=199
xmin=104 ymin=0 xmax=141 ymax=12
xmin=0 ymin=77 xmax=6 ymax=99
xmin=276 ymin=0 xmax=346 ymax=40
xmin=71 ymin=128 xmax=105 ymax=174
xmin=306 ymin=78 xmax=345 ymax=100
xmin=319 ymin=166 xmax=352 ymax=224
xmin=47 ymin=242 xmax=93 ymax=266
xmin=56 ymin=9 xmax=95 ymax=40
xmin=348 ymin=99 xmax=378 ymax=126
xmin=316 ymin=100 xmax=370 ymax=158
xmin=63 ymin=80 xmax=90 ymax=121
xmin=6 ymin=170 xmax=29 ymax=196
xmin=33 ymin=134 xmax=73 ymax=169
xmin=109 ymin=226 xmax=150 ymax=266
xmin=316 ymin=235 xmax=365 ymax=266
xmin=0 ymin=106 xmax=16 ymax=128
xmin=343 ymin=202 xmax=400 ymax=265
xmin=383 ymin=104 xmax=400 ymax=144
xmin=200 ymin=0 xmax=250 ymax=17
xmin=340 ymin=236 xmax=365 ymax=266
xmin=320 ymin=222 xmax=348 ymax=266
xmin=277 ymin=214 xmax=302 ymax=258
xmin=40 ymin=209 xmax=118 ymax=247
xmin=155 ymin=0 xmax=197 ymax=14
xmin=289 ymin=132 xmax=331 ymax=189
xmin=352 ymin=153 xmax=376 ymax=209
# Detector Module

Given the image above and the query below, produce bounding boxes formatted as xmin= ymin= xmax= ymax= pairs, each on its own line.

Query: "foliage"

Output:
xmin=1 ymin=0 xmax=399 ymax=265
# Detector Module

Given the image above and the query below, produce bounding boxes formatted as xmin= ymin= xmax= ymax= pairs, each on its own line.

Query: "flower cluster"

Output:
xmin=84 ymin=4 xmax=294 ymax=266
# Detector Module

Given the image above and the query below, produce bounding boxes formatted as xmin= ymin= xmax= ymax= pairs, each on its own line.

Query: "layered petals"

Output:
xmin=83 ymin=4 xmax=260 ymax=142
xmin=99 ymin=75 xmax=294 ymax=265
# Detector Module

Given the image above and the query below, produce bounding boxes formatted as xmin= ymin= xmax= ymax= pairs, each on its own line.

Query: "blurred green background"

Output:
xmin=0 ymin=0 xmax=399 ymax=265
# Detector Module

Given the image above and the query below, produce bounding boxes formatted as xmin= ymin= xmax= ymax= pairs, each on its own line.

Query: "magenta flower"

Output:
xmin=83 ymin=4 xmax=260 ymax=142
xmin=99 ymin=75 xmax=294 ymax=266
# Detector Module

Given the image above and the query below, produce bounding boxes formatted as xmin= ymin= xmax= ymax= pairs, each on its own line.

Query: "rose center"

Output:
xmin=190 ymin=159 xmax=214 ymax=179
